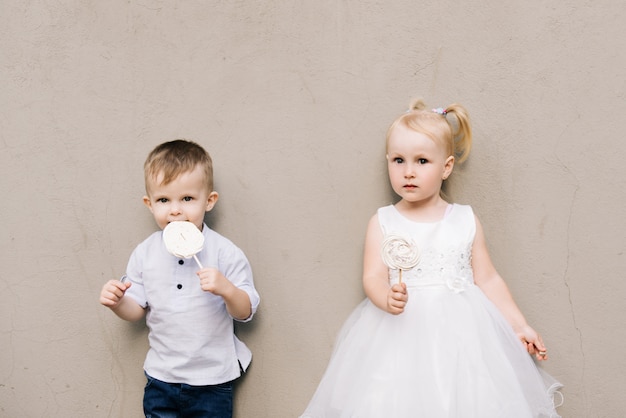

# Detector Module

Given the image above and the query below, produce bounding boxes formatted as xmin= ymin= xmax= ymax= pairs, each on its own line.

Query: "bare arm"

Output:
xmin=99 ymin=280 xmax=146 ymax=322
xmin=472 ymin=215 xmax=548 ymax=360
xmin=362 ymin=214 xmax=408 ymax=315
xmin=197 ymin=268 xmax=252 ymax=320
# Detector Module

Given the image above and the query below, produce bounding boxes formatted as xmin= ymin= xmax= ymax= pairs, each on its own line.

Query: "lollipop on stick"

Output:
xmin=163 ymin=221 xmax=205 ymax=269
xmin=380 ymin=234 xmax=420 ymax=284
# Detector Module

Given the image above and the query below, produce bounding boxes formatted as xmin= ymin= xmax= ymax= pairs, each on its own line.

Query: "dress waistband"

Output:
xmin=392 ymin=276 xmax=474 ymax=294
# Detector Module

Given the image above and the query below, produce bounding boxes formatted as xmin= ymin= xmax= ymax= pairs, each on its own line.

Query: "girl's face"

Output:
xmin=143 ymin=164 xmax=218 ymax=231
xmin=386 ymin=123 xmax=454 ymax=206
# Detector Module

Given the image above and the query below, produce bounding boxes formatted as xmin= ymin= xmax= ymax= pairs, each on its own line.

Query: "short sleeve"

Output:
xmin=123 ymin=246 xmax=148 ymax=308
xmin=218 ymin=243 xmax=260 ymax=322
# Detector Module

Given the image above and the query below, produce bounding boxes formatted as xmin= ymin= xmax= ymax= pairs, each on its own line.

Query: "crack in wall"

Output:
xmin=558 ymin=156 xmax=587 ymax=408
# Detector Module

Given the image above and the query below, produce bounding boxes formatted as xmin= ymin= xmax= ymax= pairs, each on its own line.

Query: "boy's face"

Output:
xmin=143 ymin=164 xmax=218 ymax=231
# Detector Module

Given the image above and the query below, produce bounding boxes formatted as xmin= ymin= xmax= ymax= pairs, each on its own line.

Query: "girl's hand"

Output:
xmin=197 ymin=267 xmax=232 ymax=296
xmin=99 ymin=279 xmax=131 ymax=307
xmin=517 ymin=324 xmax=549 ymax=361
xmin=387 ymin=283 xmax=408 ymax=315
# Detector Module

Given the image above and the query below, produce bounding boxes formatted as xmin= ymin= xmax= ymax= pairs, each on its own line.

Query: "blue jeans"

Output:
xmin=143 ymin=373 xmax=233 ymax=418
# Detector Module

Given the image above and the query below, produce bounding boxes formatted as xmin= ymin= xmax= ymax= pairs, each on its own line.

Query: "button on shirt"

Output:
xmin=124 ymin=224 xmax=260 ymax=386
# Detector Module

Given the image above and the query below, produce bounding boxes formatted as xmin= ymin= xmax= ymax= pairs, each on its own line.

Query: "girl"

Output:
xmin=300 ymin=100 xmax=562 ymax=417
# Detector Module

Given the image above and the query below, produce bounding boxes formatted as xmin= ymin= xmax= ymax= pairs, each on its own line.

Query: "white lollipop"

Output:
xmin=380 ymin=234 xmax=420 ymax=283
xmin=163 ymin=221 xmax=205 ymax=268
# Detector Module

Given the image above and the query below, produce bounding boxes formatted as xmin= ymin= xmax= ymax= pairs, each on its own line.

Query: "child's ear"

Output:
xmin=443 ymin=156 xmax=455 ymax=180
xmin=143 ymin=196 xmax=154 ymax=213
xmin=205 ymin=191 xmax=219 ymax=212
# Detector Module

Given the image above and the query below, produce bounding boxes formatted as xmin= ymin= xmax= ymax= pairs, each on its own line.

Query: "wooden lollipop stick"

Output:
xmin=399 ymin=268 xmax=403 ymax=284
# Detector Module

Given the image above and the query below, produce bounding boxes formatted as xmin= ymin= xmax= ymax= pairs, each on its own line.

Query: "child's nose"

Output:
xmin=404 ymin=164 xmax=416 ymax=177
xmin=169 ymin=202 xmax=182 ymax=215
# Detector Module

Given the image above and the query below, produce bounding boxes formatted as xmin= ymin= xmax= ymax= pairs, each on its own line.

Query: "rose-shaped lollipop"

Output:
xmin=163 ymin=221 xmax=205 ymax=268
xmin=380 ymin=234 xmax=420 ymax=283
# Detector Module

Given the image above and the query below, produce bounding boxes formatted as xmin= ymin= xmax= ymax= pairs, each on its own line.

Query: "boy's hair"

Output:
xmin=386 ymin=98 xmax=472 ymax=163
xmin=144 ymin=139 xmax=214 ymax=192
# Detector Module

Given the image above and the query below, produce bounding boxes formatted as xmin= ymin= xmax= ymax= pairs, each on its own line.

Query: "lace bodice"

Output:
xmin=377 ymin=204 xmax=476 ymax=291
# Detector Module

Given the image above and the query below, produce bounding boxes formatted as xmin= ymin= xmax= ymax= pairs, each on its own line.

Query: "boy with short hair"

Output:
xmin=100 ymin=139 xmax=260 ymax=417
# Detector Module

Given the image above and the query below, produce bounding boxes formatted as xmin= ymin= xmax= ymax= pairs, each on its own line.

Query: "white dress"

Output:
xmin=301 ymin=204 xmax=562 ymax=418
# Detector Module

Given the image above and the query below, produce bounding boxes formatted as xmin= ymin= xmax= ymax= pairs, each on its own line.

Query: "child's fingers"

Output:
xmin=390 ymin=283 xmax=407 ymax=295
xmin=112 ymin=280 xmax=131 ymax=294
xmin=394 ymin=283 xmax=409 ymax=302
xmin=387 ymin=285 xmax=407 ymax=314
xmin=388 ymin=300 xmax=406 ymax=314
xmin=100 ymin=288 xmax=121 ymax=306
xmin=519 ymin=332 xmax=548 ymax=360
xmin=532 ymin=342 xmax=548 ymax=360
xmin=526 ymin=332 xmax=545 ymax=351
xmin=197 ymin=266 xmax=219 ymax=275
xmin=100 ymin=280 xmax=130 ymax=305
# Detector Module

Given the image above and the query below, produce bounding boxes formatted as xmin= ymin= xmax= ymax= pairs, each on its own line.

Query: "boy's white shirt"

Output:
xmin=124 ymin=223 xmax=259 ymax=386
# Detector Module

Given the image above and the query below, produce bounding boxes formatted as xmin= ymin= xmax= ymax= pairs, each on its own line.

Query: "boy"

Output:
xmin=100 ymin=139 xmax=260 ymax=417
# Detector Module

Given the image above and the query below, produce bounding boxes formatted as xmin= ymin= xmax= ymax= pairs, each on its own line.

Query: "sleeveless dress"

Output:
xmin=301 ymin=204 xmax=562 ymax=418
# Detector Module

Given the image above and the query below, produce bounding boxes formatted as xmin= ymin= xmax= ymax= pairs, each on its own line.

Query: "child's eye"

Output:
xmin=183 ymin=196 xmax=193 ymax=202
xmin=157 ymin=198 xmax=168 ymax=203
xmin=418 ymin=158 xmax=428 ymax=164
xmin=393 ymin=157 xmax=404 ymax=164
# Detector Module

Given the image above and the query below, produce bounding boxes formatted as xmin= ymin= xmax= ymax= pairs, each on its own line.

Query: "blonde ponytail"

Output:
xmin=443 ymin=102 xmax=472 ymax=163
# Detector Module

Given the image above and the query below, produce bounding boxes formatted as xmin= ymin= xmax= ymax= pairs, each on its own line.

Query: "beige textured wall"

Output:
xmin=1 ymin=1 xmax=624 ymax=417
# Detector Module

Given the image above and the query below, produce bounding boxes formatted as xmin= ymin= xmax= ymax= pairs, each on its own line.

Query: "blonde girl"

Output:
xmin=301 ymin=99 xmax=562 ymax=418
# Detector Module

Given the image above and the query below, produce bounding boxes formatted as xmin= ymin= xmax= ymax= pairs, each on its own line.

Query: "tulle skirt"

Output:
xmin=301 ymin=285 xmax=562 ymax=418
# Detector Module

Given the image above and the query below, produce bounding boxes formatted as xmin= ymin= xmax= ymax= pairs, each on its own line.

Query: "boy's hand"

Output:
xmin=387 ymin=282 xmax=408 ymax=315
xmin=99 ymin=279 xmax=131 ymax=308
xmin=197 ymin=267 xmax=252 ymax=320
xmin=197 ymin=267 xmax=233 ymax=296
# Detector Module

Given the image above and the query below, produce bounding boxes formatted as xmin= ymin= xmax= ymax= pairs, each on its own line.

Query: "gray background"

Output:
xmin=1 ymin=1 xmax=624 ymax=416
